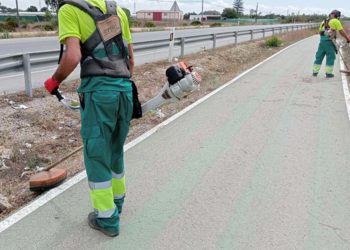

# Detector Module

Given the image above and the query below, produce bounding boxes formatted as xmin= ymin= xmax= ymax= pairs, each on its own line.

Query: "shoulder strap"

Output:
xmin=324 ymin=18 xmax=330 ymax=29
xmin=105 ymin=1 xmax=117 ymax=15
xmin=59 ymin=0 xmax=103 ymax=20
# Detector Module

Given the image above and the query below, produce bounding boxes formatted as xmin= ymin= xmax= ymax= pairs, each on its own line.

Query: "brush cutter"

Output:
xmin=29 ymin=62 xmax=201 ymax=191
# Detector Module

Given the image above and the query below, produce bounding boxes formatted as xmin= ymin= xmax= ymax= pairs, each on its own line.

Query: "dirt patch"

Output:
xmin=0 ymin=29 xmax=316 ymax=220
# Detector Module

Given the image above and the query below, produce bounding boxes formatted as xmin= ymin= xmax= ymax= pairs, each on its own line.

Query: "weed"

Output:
xmin=265 ymin=36 xmax=283 ymax=47
xmin=210 ymin=22 xmax=222 ymax=27
xmin=131 ymin=20 xmax=142 ymax=27
xmin=10 ymin=146 xmax=23 ymax=163
xmin=190 ymin=21 xmax=202 ymax=26
xmin=26 ymin=153 xmax=42 ymax=169
xmin=144 ymin=22 xmax=155 ymax=28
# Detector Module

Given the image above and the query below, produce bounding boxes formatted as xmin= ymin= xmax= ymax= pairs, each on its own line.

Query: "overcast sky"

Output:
xmin=1 ymin=0 xmax=349 ymax=16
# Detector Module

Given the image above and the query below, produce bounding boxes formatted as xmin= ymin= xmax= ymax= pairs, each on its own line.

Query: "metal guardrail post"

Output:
xmin=262 ymin=29 xmax=265 ymax=38
xmin=234 ymin=31 xmax=238 ymax=45
xmin=23 ymin=54 xmax=33 ymax=97
xmin=250 ymin=30 xmax=253 ymax=41
xmin=180 ymin=38 xmax=185 ymax=58
xmin=280 ymin=27 xmax=282 ymax=33
xmin=272 ymin=28 xmax=275 ymax=35
xmin=212 ymin=34 xmax=216 ymax=49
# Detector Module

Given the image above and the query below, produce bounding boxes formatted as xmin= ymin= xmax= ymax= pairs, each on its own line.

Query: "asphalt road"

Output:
xmin=0 ymin=24 xmax=306 ymax=55
xmin=0 ymin=24 xmax=308 ymax=94
xmin=1 ymin=36 xmax=350 ymax=249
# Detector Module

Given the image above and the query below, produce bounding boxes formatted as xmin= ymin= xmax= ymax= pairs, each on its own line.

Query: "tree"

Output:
xmin=221 ymin=8 xmax=238 ymax=19
xmin=203 ymin=10 xmax=220 ymax=15
xmin=183 ymin=12 xmax=197 ymax=20
xmin=27 ymin=6 xmax=38 ymax=12
xmin=45 ymin=0 xmax=62 ymax=12
xmin=40 ymin=7 xmax=48 ymax=12
xmin=233 ymin=0 xmax=244 ymax=15
xmin=0 ymin=5 xmax=6 ymax=13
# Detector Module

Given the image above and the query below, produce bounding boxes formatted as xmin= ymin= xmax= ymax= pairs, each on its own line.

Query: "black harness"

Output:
xmin=58 ymin=0 xmax=130 ymax=78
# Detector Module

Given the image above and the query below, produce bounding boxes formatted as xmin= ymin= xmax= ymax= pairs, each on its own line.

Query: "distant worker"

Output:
xmin=44 ymin=0 xmax=134 ymax=237
xmin=312 ymin=10 xmax=350 ymax=78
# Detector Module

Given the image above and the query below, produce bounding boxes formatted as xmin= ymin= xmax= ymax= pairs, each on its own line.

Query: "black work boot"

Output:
xmin=312 ymin=72 xmax=318 ymax=77
xmin=88 ymin=212 xmax=119 ymax=237
xmin=326 ymin=73 xmax=334 ymax=78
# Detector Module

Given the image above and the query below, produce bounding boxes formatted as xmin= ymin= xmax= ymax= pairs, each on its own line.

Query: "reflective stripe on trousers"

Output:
xmin=89 ymin=180 xmax=116 ymax=218
xmin=313 ymin=64 xmax=321 ymax=73
xmin=112 ymin=171 xmax=126 ymax=200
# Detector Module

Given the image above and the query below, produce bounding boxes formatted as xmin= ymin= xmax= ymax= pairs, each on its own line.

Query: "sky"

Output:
xmin=1 ymin=0 xmax=349 ymax=17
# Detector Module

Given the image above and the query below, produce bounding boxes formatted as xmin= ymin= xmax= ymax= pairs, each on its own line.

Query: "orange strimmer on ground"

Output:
xmin=29 ymin=90 xmax=81 ymax=191
xmin=29 ymin=146 xmax=83 ymax=191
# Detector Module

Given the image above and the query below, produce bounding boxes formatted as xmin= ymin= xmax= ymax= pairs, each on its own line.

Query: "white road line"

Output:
xmin=0 ymin=67 xmax=57 ymax=80
xmin=340 ymin=48 xmax=350 ymax=121
xmin=0 ymin=35 xmax=314 ymax=233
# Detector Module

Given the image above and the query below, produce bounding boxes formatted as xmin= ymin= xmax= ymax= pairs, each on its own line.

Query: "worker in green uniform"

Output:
xmin=44 ymin=0 xmax=134 ymax=237
xmin=312 ymin=10 xmax=350 ymax=78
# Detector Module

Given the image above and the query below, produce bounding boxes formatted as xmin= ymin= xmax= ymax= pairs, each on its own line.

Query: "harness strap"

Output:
xmin=59 ymin=0 xmax=103 ymax=20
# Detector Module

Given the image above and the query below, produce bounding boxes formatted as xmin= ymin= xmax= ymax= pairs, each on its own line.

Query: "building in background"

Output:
xmin=136 ymin=1 xmax=183 ymax=21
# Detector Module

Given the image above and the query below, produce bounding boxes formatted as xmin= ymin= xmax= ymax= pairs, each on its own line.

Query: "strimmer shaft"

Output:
xmin=141 ymin=72 xmax=200 ymax=114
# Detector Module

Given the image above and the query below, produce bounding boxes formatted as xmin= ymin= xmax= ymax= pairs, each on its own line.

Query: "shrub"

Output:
xmin=210 ymin=22 xmax=222 ymax=27
xmin=5 ymin=17 xmax=17 ymax=29
xmin=131 ymin=20 xmax=141 ymax=27
xmin=41 ymin=23 xmax=54 ymax=31
xmin=0 ymin=23 xmax=6 ymax=32
xmin=44 ymin=11 xmax=53 ymax=21
xmin=190 ymin=20 xmax=202 ymax=26
xmin=20 ymin=20 xmax=33 ymax=29
xmin=144 ymin=21 xmax=156 ymax=28
xmin=265 ymin=36 xmax=282 ymax=47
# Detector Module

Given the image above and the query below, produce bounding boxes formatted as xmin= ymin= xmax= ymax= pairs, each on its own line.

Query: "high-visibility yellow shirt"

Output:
xmin=319 ymin=18 xmax=343 ymax=32
xmin=58 ymin=0 xmax=132 ymax=44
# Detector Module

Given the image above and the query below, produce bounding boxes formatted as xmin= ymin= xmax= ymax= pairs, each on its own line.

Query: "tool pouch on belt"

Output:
xmin=131 ymin=81 xmax=142 ymax=119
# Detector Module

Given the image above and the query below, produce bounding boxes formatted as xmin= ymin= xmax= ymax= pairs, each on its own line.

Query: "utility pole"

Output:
xmin=15 ymin=0 xmax=19 ymax=27
xmin=255 ymin=2 xmax=259 ymax=23
xmin=201 ymin=0 xmax=203 ymax=22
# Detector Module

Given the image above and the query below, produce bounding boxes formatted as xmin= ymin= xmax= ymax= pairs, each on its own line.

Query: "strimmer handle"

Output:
xmin=52 ymin=88 xmax=64 ymax=102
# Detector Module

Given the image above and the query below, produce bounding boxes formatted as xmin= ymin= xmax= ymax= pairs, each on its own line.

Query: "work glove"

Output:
xmin=347 ymin=37 xmax=350 ymax=43
xmin=44 ymin=76 xmax=60 ymax=94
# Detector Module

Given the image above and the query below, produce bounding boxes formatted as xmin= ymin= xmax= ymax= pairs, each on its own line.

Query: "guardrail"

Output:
xmin=0 ymin=24 xmax=317 ymax=96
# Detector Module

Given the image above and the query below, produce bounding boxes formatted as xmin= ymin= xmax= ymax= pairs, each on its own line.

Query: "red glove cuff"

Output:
xmin=44 ymin=76 xmax=60 ymax=93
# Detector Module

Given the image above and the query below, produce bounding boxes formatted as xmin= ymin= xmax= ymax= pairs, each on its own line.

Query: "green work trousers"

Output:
xmin=313 ymin=36 xmax=337 ymax=75
xmin=80 ymin=89 xmax=133 ymax=233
